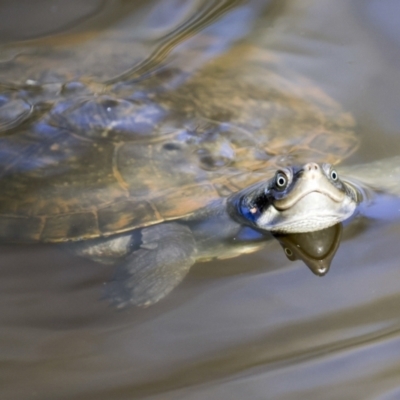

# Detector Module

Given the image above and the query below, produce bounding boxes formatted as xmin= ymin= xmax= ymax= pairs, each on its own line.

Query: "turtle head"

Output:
xmin=229 ymin=162 xmax=358 ymax=233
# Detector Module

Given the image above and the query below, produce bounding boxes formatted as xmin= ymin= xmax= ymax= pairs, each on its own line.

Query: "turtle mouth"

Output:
xmin=273 ymin=186 xmax=345 ymax=211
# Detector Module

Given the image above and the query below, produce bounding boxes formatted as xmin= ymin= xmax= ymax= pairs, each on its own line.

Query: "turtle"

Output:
xmin=1 ymin=33 xmax=400 ymax=307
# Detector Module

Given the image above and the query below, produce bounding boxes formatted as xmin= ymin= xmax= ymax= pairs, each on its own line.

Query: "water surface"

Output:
xmin=1 ymin=1 xmax=400 ymax=399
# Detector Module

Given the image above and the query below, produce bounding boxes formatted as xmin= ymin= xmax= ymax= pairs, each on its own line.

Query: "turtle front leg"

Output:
xmin=70 ymin=233 xmax=136 ymax=265
xmin=105 ymin=223 xmax=197 ymax=308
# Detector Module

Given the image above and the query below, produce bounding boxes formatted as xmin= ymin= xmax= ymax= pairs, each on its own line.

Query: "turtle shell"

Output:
xmin=0 ymin=43 xmax=358 ymax=243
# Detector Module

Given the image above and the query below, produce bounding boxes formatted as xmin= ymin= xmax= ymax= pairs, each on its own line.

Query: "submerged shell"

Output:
xmin=0 ymin=43 xmax=358 ymax=243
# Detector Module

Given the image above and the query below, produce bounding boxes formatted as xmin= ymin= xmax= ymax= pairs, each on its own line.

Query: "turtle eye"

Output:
xmin=330 ymin=169 xmax=338 ymax=181
xmin=275 ymin=172 xmax=288 ymax=189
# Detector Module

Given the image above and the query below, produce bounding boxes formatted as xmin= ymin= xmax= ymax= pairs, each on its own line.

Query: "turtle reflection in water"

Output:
xmin=0 ymin=46 xmax=399 ymax=307
xmin=275 ymin=223 xmax=343 ymax=277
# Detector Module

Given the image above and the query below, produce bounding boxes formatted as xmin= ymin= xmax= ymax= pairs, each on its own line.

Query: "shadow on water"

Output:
xmin=1 ymin=1 xmax=400 ymax=399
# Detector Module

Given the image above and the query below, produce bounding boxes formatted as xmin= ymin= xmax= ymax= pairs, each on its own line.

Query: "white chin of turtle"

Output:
xmin=257 ymin=191 xmax=356 ymax=234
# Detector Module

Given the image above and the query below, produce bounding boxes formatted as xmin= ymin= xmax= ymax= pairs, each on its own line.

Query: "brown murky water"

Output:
xmin=1 ymin=1 xmax=400 ymax=399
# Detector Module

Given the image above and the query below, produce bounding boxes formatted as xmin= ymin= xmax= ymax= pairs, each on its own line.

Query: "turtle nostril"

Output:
xmin=305 ymin=162 xmax=319 ymax=171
